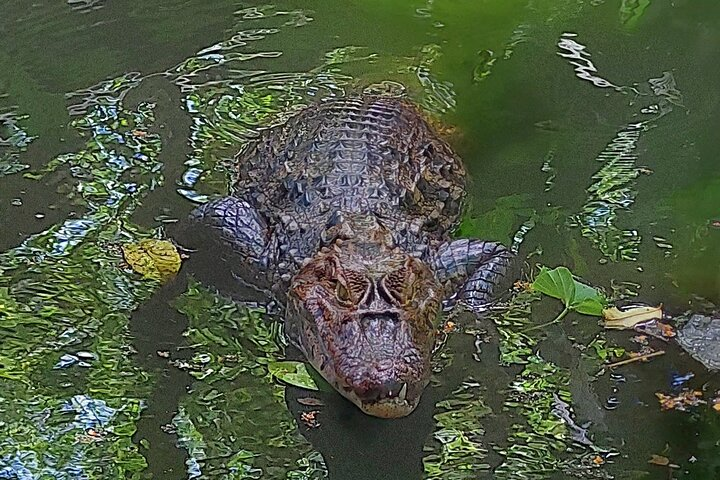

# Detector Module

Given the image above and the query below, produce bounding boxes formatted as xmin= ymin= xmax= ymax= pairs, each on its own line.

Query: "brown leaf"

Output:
xmin=602 ymin=305 xmax=663 ymax=329
xmin=659 ymin=323 xmax=676 ymax=338
xmin=656 ymin=389 xmax=705 ymax=411
xmin=442 ymin=321 xmax=457 ymax=333
xmin=297 ymin=397 xmax=325 ymax=407
xmin=301 ymin=410 xmax=320 ymax=428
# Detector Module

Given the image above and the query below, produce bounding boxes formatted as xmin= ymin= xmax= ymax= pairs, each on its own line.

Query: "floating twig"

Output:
xmin=606 ymin=350 xmax=665 ymax=368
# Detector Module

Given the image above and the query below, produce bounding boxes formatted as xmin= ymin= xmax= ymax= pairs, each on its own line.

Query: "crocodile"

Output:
xmin=187 ymin=95 xmax=512 ymax=418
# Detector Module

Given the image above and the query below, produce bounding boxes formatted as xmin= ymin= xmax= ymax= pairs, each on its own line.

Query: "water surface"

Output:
xmin=1 ymin=1 xmax=719 ymax=479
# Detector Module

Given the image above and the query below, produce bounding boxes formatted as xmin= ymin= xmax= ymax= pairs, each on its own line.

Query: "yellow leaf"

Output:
xmin=602 ymin=305 xmax=663 ymax=329
xmin=122 ymin=239 xmax=182 ymax=281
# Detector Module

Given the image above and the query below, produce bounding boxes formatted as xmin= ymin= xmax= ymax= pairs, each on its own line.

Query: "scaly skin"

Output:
xmin=187 ymin=95 xmax=512 ymax=417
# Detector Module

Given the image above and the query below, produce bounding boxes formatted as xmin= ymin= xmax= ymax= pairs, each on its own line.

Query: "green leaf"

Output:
xmin=532 ymin=266 xmax=607 ymax=316
xmin=571 ymin=281 xmax=606 ymax=316
xmin=573 ymin=297 xmax=606 ymax=316
xmin=268 ymin=361 xmax=320 ymax=391
xmin=532 ymin=267 xmax=576 ymax=308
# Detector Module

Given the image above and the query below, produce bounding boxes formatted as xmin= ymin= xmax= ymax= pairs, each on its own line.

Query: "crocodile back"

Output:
xmin=231 ymin=96 xmax=465 ymax=263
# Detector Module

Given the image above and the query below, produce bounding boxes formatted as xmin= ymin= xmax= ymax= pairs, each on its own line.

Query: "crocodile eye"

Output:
xmin=336 ymin=282 xmax=352 ymax=305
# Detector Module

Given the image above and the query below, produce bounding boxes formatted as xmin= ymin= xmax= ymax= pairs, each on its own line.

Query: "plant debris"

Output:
xmin=442 ymin=320 xmax=457 ymax=333
xmin=300 ymin=410 xmax=320 ymax=429
xmin=656 ymin=389 xmax=705 ymax=411
xmin=122 ymin=239 xmax=182 ymax=281
xmin=602 ymin=305 xmax=662 ymax=329
xmin=297 ymin=397 xmax=324 ymax=407
xmin=606 ymin=350 xmax=665 ymax=369
xmin=648 ymin=454 xmax=679 ymax=468
xmin=635 ymin=319 xmax=676 ymax=340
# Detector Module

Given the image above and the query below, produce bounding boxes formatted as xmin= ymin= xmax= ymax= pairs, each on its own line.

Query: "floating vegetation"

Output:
xmin=268 ymin=361 xmax=322 ymax=391
xmin=122 ymin=239 xmax=182 ymax=281
xmin=171 ymin=280 xmax=327 ymax=479
xmin=531 ymin=266 xmax=608 ymax=318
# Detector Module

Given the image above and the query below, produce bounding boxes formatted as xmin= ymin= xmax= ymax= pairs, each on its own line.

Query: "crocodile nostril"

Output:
xmin=359 ymin=312 xmax=399 ymax=325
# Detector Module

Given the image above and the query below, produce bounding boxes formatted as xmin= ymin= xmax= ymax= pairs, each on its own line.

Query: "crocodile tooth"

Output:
xmin=398 ymin=383 xmax=408 ymax=402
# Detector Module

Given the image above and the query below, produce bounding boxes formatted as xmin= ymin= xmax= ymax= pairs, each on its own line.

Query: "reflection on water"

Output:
xmin=171 ymin=280 xmax=326 ymax=478
xmin=560 ymin=34 xmax=684 ymax=264
xmin=0 ymin=0 xmax=719 ymax=479
xmin=0 ymin=65 xmax=162 ymax=478
xmin=0 ymin=107 xmax=34 ymax=178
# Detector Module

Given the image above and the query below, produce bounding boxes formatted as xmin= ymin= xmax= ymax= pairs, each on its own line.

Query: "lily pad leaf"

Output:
xmin=574 ymin=297 xmax=607 ymax=316
xmin=532 ymin=266 xmax=576 ymax=308
xmin=268 ymin=361 xmax=320 ymax=391
xmin=573 ymin=281 xmax=607 ymax=316
xmin=122 ymin=239 xmax=182 ymax=281
xmin=602 ymin=305 xmax=663 ymax=329
xmin=532 ymin=266 xmax=607 ymax=315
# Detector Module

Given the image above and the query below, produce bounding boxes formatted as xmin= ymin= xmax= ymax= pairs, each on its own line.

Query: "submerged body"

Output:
xmin=190 ymin=95 xmax=511 ymax=417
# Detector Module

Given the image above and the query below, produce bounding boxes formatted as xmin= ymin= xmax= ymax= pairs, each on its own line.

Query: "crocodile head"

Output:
xmin=287 ymin=240 xmax=442 ymax=418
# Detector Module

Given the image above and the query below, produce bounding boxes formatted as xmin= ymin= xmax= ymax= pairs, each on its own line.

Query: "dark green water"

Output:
xmin=1 ymin=0 xmax=719 ymax=479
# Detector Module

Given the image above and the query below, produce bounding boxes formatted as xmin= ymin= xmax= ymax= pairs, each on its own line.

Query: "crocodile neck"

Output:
xmin=320 ymin=211 xmax=396 ymax=252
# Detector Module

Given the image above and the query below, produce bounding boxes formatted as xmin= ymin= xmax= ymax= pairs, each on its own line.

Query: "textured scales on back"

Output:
xmin=187 ymin=95 xmax=512 ymax=417
xmin=231 ymin=96 xmax=465 ymax=260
